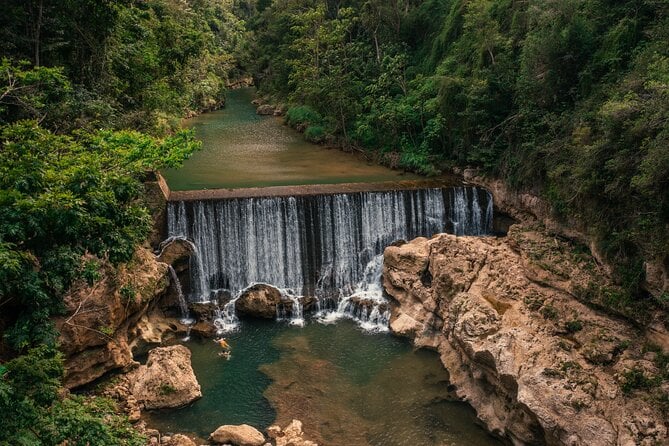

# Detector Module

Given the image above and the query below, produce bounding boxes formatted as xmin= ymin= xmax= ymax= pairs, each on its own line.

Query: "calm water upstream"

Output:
xmin=161 ymin=88 xmax=421 ymax=190
xmin=147 ymin=319 xmax=503 ymax=446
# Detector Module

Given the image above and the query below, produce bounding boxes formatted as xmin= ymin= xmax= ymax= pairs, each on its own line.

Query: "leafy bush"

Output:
xmin=304 ymin=125 xmax=326 ymax=143
xmin=285 ymin=106 xmax=323 ymax=128
xmin=0 ymin=346 xmax=144 ymax=445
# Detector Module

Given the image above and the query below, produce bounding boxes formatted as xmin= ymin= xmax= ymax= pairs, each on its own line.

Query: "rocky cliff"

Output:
xmin=55 ymin=247 xmax=176 ymax=388
xmin=384 ymin=224 xmax=668 ymax=446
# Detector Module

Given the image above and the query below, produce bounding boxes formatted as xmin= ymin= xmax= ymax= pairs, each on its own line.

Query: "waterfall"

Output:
xmin=318 ymin=255 xmax=390 ymax=331
xmin=276 ymin=290 xmax=305 ymax=327
xmin=167 ymin=187 xmax=492 ymax=304
xmin=167 ymin=265 xmax=195 ymax=325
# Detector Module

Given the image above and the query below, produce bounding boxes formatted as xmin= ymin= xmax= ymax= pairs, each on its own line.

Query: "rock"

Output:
xmin=189 ymin=302 xmax=219 ymax=321
xmin=256 ymin=104 xmax=275 ymax=115
xmin=383 ymin=225 xmax=668 ymax=446
xmin=129 ymin=345 xmax=201 ymax=409
xmin=210 ymin=424 xmax=265 ymax=446
xmin=190 ymin=321 xmax=217 ymax=338
xmin=55 ymin=248 xmax=170 ymax=388
xmin=164 ymin=434 xmax=197 ymax=446
xmin=236 ymin=284 xmax=283 ymax=319
xmin=266 ymin=420 xmax=318 ymax=446
xmin=273 ymin=104 xmax=287 ymax=116
xmin=157 ymin=238 xmax=194 ymax=273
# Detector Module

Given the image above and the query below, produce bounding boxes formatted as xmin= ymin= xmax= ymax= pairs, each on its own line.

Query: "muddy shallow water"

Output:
xmin=161 ymin=88 xmax=421 ymax=191
xmin=146 ymin=319 xmax=503 ymax=446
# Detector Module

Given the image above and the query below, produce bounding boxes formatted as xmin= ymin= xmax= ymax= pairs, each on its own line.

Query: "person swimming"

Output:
xmin=215 ymin=337 xmax=231 ymax=350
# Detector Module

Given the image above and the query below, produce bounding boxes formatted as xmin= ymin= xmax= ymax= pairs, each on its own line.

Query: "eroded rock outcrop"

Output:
xmin=384 ymin=224 xmax=668 ymax=446
xmin=55 ymin=248 xmax=170 ymax=388
xmin=129 ymin=345 xmax=201 ymax=409
xmin=210 ymin=424 xmax=265 ymax=445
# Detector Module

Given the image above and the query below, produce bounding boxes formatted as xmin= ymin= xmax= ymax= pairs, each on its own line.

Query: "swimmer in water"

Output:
xmin=214 ymin=337 xmax=231 ymax=350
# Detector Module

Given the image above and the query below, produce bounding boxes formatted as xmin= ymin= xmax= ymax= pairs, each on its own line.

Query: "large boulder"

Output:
xmin=384 ymin=224 xmax=668 ymax=446
xmin=236 ymin=284 xmax=283 ymax=319
xmin=129 ymin=345 xmax=201 ymax=409
xmin=210 ymin=424 xmax=265 ymax=446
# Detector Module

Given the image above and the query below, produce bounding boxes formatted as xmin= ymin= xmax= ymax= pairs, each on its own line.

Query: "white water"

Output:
xmin=167 ymin=265 xmax=195 ymax=325
xmin=166 ymin=187 xmax=493 ymax=330
xmin=317 ymin=255 xmax=389 ymax=332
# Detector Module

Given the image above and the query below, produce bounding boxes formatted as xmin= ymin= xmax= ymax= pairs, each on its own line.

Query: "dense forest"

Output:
xmin=0 ymin=0 xmax=667 ymax=444
xmin=0 ymin=1 xmax=251 ymax=443
xmin=250 ymin=0 xmax=669 ymax=318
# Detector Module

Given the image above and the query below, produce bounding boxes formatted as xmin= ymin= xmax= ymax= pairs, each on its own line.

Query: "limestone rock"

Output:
xmin=256 ymin=104 xmax=275 ymax=115
xmin=129 ymin=345 xmax=201 ymax=409
xmin=164 ymin=434 xmax=197 ymax=446
xmin=55 ymin=248 xmax=170 ymax=388
xmin=384 ymin=225 xmax=668 ymax=445
xmin=210 ymin=424 xmax=265 ymax=445
xmin=157 ymin=238 xmax=194 ymax=273
xmin=266 ymin=420 xmax=318 ymax=446
xmin=236 ymin=284 xmax=283 ymax=319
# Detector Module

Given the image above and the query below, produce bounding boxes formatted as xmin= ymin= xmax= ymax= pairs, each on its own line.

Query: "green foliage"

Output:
xmin=564 ymin=320 xmax=584 ymax=333
xmin=1 ymin=1 xmax=250 ymax=132
xmin=620 ymin=368 xmax=659 ymax=394
xmin=0 ymin=346 xmax=145 ymax=445
xmin=0 ymin=121 xmax=199 ymax=349
xmin=159 ymin=383 xmax=177 ymax=395
xmin=120 ymin=285 xmax=136 ymax=303
xmin=81 ymin=259 xmax=101 ymax=286
xmin=285 ymin=106 xmax=323 ymax=128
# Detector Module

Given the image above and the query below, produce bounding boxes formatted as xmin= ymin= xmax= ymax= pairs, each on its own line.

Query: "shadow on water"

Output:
xmin=146 ymin=319 xmax=504 ymax=446
xmin=161 ymin=88 xmax=422 ymax=191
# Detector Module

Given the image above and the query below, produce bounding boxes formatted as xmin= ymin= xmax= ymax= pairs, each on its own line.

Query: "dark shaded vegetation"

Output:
xmin=250 ymin=0 xmax=669 ymax=319
xmin=0 ymin=1 xmax=253 ymax=443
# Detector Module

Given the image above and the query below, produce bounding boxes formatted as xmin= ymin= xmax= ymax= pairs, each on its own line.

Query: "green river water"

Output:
xmin=161 ymin=88 xmax=421 ymax=190
xmin=147 ymin=320 xmax=503 ymax=446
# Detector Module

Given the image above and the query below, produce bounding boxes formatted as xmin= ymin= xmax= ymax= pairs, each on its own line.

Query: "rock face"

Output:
xmin=129 ymin=345 xmax=201 ymax=409
xmin=157 ymin=237 xmax=194 ymax=274
xmin=55 ymin=248 xmax=170 ymax=388
xmin=236 ymin=284 xmax=283 ymax=319
xmin=462 ymin=170 xmax=669 ymax=304
xmin=384 ymin=225 xmax=668 ymax=446
xmin=210 ymin=424 xmax=265 ymax=446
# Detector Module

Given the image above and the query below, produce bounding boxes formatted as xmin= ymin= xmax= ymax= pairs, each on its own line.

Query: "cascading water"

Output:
xmin=167 ymin=265 xmax=195 ymax=326
xmin=319 ymin=255 xmax=390 ymax=331
xmin=166 ymin=186 xmax=493 ymax=330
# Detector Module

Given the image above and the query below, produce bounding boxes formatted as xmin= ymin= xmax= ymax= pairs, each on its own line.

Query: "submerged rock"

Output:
xmin=210 ymin=424 xmax=265 ymax=445
xmin=267 ymin=419 xmax=318 ymax=446
xmin=236 ymin=284 xmax=283 ymax=319
xmin=129 ymin=345 xmax=201 ymax=409
xmin=163 ymin=434 xmax=197 ymax=446
xmin=383 ymin=224 xmax=668 ymax=445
